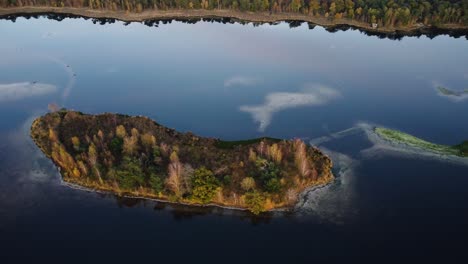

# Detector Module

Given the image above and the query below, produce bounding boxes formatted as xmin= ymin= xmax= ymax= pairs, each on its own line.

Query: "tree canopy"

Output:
xmin=2 ymin=0 xmax=468 ymax=27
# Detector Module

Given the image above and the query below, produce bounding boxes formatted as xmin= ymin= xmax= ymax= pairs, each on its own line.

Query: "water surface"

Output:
xmin=1 ymin=16 xmax=468 ymax=263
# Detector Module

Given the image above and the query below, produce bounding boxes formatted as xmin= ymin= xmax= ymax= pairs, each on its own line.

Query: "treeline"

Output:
xmin=1 ymin=0 xmax=468 ymax=27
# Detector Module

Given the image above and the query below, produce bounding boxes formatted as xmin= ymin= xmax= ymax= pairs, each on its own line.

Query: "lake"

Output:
xmin=1 ymin=15 xmax=468 ymax=263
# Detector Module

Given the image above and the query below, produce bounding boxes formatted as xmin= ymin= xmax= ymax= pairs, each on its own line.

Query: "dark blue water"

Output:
xmin=1 ymin=16 xmax=468 ymax=263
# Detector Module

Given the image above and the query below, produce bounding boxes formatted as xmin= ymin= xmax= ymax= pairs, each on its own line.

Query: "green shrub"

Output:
xmin=214 ymin=137 xmax=281 ymax=149
xmin=109 ymin=137 xmax=123 ymax=154
xmin=245 ymin=191 xmax=266 ymax=215
xmin=255 ymin=158 xmax=282 ymax=193
xmin=191 ymin=167 xmax=219 ymax=204
xmin=265 ymin=178 xmax=281 ymax=193
xmin=223 ymin=175 xmax=232 ymax=185
xmin=115 ymin=156 xmax=144 ymax=190
xmin=149 ymin=174 xmax=164 ymax=193
xmin=455 ymin=141 xmax=468 ymax=157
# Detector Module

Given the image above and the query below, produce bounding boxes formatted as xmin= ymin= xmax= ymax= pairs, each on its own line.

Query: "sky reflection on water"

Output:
xmin=1 ymin=16 xmax=468 ymax=262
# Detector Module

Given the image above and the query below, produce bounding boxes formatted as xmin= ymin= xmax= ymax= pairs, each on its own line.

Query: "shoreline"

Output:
xmin=61 ymin=176 xmax=256 ymax=213
xmin=2 ymin=7 xmax=468 ymax=37
xmin=59 ymin=169 xmax=335 ymax=214
xmin=57 ymin=167 xmax=301 ymax=214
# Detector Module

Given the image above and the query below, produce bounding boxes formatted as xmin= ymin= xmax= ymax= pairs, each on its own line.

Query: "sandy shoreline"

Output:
xmin=2 ymin=7 xmax=467 ymax=35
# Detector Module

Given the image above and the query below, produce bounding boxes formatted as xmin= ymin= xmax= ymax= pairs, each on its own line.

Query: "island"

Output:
xmin=30 ymin=110 xmax=333 ymax=214
xmin=1 ymin=0 xmax=468 ymax=36
xmin=375 ymin=127 xmax=468 ymax=157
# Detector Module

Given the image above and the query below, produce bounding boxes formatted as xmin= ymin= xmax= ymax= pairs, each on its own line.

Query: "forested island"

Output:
xmin=1 ymin=0 xmax=468 ymax=34
xmin=30 ymin=110 xmax=333 ymax=214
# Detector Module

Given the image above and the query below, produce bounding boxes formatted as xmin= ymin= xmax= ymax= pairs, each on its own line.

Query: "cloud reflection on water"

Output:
xmin=240 ymin=84 xmax=340 ymax=131
xmin=224 ymin=76 xmax=263 ymax=87
xmin=0 ymin=82 xmax=57 ymax=102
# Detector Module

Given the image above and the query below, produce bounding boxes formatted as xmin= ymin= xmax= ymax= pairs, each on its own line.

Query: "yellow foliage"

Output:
xmin=49 ymin=128 xmax=58 ymax=142
xmin=294 ymin=139 xmax=311 ymax=178
xmin=241 ymin=177 xmax=255 ymax=191
xmin=249 ymin=148 xmax=257 ymax=162
xmin=141 ymin=133 xmax=156 ymax=148
xmin=267 ymin=143 xmax=283 ymax=163
xmin=71 ymin=136 xmax=80 ymax=150
xmin=123 ymin=135 xmax=139 ymax=155
xmin=77 ymin=160 xmax=88 ymax=176
xmin=97 ymin=130 xmax=104 ymax=141
xmin=170 ymin=151 xmax=179 ymax=163
xmin=72 ymin=167 xmax=81 ymax=177
xmin=115 ymin=125 xmax=126 ymax=138
xmin=93 ymin=166 xmax=103 ymax=184
xmin=214 ymin=188 xmax=224 ymax=203
xmin=131 ymin=128 xmax=139 ymax=138
xmin=264 ymin=198 xmax=275 ymax=210
xmin=88 ymin=143 xmax=97 ymax=167
xmin=51 ymin=143 xmax=77 ymax=176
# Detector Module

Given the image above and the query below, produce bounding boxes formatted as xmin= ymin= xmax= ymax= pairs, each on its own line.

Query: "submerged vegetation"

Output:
xmin=437 ymin=86 xmax=468 ymax=97
xmin=1 ymin=0 xmax=468 ymax=29
xmin=375 ymin=127 xmax=468 ymax=157
xmin=31 ymin=110 xmax=333 ymax=214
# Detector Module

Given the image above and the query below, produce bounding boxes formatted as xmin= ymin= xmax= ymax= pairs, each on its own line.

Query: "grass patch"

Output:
xmin=375 ymin=127 xmax=461 ymax=156
xmin=454 ymin=141 xmax=468 ymax=157
xmin=215 ymin=137 xmax=282 ymax=149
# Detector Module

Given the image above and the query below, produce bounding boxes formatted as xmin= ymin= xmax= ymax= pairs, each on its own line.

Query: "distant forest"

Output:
xmin=1 ymin=0 xmax=468 ymax=27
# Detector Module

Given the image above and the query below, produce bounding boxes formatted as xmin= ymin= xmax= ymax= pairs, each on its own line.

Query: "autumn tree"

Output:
xmin=166 ymin=151 xmax=183 ymax=196
xmin=140 ymin=132 xmax=156 ymax=152
xmin=241 ymin=177 xmax=256 ymax=191
xmin=71 ymin=136 xmax=80 ymax=151
xmin=115 ymin=125 xmax=126 ymax=138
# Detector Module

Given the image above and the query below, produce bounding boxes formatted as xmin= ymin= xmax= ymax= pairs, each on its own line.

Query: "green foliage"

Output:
xmin=109 ymin=137 xmax=123 ymax=154
xmin=222 ymin=175 xmax=232 ymax=185
xmin=152 ymin=145 xmax=161 ymax=158
xmin=215 ymin=137 xmax=281 ymax=149
xmin=455 ymin=141 xmax=468 ymax=157
xmin=265 ymin=178 xmax=281 ymax=193
xmin=2 ymin=0 xmax=468 ymax=29
xmin=376 ymin=127 xmax=460 ymax=156
xmin=255 ymin=158 xmax=282 ymax=193
xmin=115 ymin=156 xmax=145 ymax=190
xmin=149 ymin=173 xmax=164 ymax=193
xmin=191 ymin=167 xmax=219 ymax=204
xmin=244 ymin=191 xmax=266 ymax=215
xmin=71 ymin=136 xmax=80 ymax=151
